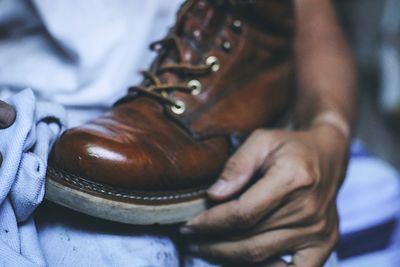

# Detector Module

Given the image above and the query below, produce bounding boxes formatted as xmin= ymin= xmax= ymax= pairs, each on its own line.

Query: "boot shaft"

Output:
xmin=116 ymin=0 xmax=296 ymax=139
xmin=165 ymin=0 xmax=295 ymax=138
xmin=173 ymin=0 xmax=294 ymax=60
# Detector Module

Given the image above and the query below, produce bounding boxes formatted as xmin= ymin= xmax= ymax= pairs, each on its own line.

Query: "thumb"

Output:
xmin=0 ymin=100 xmax=16 ymax=129
xmin=208 ymin=130 xmax=274 ymax=201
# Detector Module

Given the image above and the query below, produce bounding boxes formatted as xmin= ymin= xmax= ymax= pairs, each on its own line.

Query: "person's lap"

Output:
xmin=36 ymin=197 xmax=339 ymax=267
xmin=35 ymin=141 xmax=400 ymax=267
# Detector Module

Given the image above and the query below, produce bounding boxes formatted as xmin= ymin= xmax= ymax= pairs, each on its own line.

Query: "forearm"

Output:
xmin=293 ymin=0 xmax=357 ymax=137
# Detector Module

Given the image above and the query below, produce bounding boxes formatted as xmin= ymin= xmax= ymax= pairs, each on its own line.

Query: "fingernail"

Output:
xmin=208 ymin=179 xmax=229 ymax=196
xmin=180 ymin=226 xmax=195 ymax=235
xmin=0 ymin=104 xmax=16 ymax=129
xmin=185 ymin=214 xmax=201 ymax=228
xmin=188 ymin=244 xmax=199 ymax=253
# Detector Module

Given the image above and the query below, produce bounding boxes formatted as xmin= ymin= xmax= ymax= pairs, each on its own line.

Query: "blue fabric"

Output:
xmin=0 ymin=89 xmax=66 ymax=266
xmin=336 ymin=141 xmax=400 ymax=267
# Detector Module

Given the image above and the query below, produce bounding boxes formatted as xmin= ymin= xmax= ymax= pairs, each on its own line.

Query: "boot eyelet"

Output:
xmin=232 ymin=19 xmax=242 ymax=33
xmin=193 ymin=29 xmax=201 ymax=39
xmin=188 ymin=80 xmax=202 ymax=95
xmin=198 ymin=0 xmax=206 ymax=8
xmin=222 ymin=41 xmax=232 ymax=53
xmin=171 ymin=100 xmax=186 ymax=115
xmin=206 ymin=56 xmax=220 ymax=72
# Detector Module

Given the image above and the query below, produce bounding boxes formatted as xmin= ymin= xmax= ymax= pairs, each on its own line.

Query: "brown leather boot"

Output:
xmin=46 ymin=0 xmax=295 ymax=224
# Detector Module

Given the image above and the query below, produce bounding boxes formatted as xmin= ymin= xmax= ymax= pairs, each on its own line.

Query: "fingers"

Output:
xmin=208 ymin=129 xmax=277 ymax=201
xmin=294 ymin=242 xmax=336 ymax=267
xmin=188 ymin=228 xmax=305 ymax=265
xmin=185 ymin=128 xmax=340 ymax=266
xmin=184 ymin=168 xmax=286 ymax=233
xmin=184 ymin=158 xmax=312 ymax=233
xmin=293 ymin=209 xmax=339 ymax=267
xmin=188 ymin=224 xmax=337 ymax=267
xmin=250 ymin=193 xmax=325 ymax=234
xmin=0 ymin=100 xmax=16 ymax=129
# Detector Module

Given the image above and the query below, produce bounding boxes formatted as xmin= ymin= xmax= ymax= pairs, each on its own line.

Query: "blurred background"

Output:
xmin=336 ymin=0 xmax=400 ymax=168
xmin=334 ymin=2 xmax=400 ymax=266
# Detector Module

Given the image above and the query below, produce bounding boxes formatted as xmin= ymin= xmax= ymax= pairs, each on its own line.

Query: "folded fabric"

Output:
xmin=337 ymin=140 xmax=400 ymax=267
xmin=0 ymin=89 xmax=66 ymax=266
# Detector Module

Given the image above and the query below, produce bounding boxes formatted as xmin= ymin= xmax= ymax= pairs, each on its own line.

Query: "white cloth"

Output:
xmin=0 ymin=89 xmax=66 ymax=266
xmin=0 ymin=0 xmax=183 ymax=127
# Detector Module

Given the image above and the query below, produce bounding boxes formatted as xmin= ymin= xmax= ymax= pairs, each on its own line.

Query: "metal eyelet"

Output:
xmin=188 ymin=80 xmax=202 ymax=95
xmin=232 ymin=19 xmax=242 ymax=33
xmin=151 ymin=42 xmax=163 ymax=52
xmin=206 ymin=56 xmax=220 ymax=72
xmin=171 ymin=100 xmax=186 ymax=115
xmin=198 ymin=0 xmax=206 ymax=8
xmin=222 ymin=41 xmax=232 ymax=53
xmin=193 ymin=29 xmax=201 ymax=39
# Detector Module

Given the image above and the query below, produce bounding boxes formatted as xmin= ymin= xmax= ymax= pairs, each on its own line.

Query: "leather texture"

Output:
xmin=51 ymin=0 xmax=295 ymax=192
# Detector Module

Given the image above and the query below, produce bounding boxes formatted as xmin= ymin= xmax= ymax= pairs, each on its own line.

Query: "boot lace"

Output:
xmin=116 ymin=34 xmax=220 ymax=112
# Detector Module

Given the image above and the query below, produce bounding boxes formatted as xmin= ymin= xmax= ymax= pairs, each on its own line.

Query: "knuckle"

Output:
xmin=294 ymin=162 xmax=319 ymax=188
xmin=243 ymin=243 xmax=266 ymax=263
xmin=232 ymin=203 xmax=258 ymax=228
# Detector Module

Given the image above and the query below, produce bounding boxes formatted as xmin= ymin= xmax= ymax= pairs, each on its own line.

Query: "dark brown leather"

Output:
xmin=51 ymin=0 xmax=295 ymax=192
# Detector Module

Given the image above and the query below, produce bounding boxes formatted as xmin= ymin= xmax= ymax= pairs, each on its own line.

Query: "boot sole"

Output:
xmin=45 ymin=166 xmax=209 ymax=225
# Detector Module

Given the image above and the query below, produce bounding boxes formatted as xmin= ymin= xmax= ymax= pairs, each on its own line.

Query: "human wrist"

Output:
xmin=306 ymin=120 xmax=350 ymax=188
xmin=310 ymin=111 xmax=351 ymax=142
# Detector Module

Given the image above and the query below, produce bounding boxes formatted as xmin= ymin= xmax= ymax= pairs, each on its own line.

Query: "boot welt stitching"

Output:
xmin=47 ymin=166 xmax=208 ymax=202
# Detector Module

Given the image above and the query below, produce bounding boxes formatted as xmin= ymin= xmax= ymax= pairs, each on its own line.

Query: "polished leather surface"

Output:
xmin=51 ymin=0 xmax=295 ymax=191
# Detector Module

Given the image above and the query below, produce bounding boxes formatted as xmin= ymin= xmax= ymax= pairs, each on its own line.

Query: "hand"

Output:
xmin=0 ymin=100 xmax=16 ymax=166
xmin=181 ymin=124 xmax=349 ymax=266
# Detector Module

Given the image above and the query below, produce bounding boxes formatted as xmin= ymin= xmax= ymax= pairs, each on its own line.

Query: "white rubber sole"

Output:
xmin=45 ymin=177 xmax=208 ymax=225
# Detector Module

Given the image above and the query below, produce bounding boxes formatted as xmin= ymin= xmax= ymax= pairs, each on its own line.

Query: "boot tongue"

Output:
xmin=178 ymin=0 xmax=227 ymax=63
xmin=165 ymin=0 xmax=227 ymax=66
xmin=150 ymin=0 xmax=227 ymax=87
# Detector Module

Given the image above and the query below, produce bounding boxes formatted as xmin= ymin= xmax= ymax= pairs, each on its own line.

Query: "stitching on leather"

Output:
xmin=48 ymin=167 xmax=207 ymax=201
